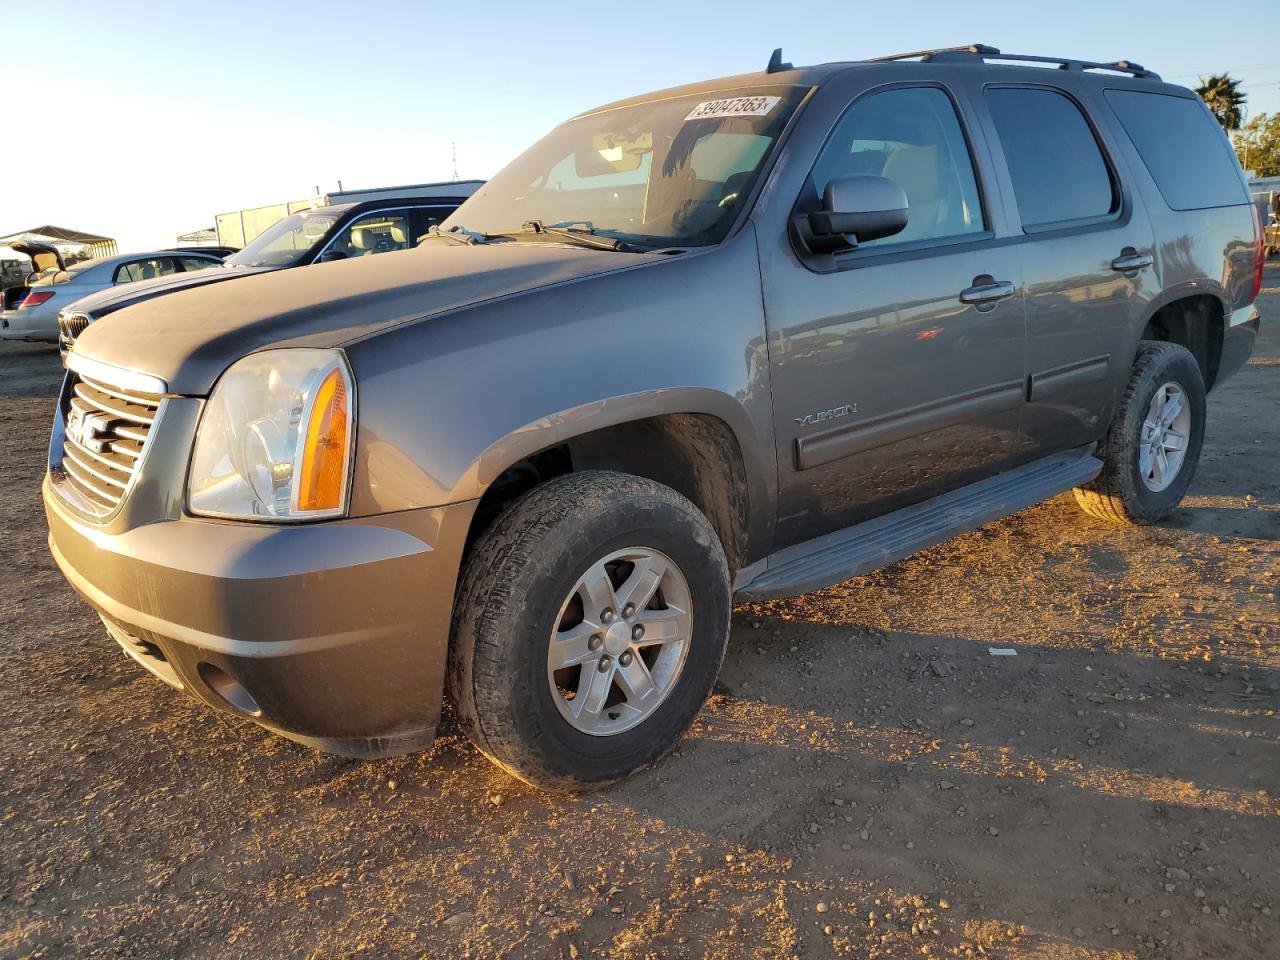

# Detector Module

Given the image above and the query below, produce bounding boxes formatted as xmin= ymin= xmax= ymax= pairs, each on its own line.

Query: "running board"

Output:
xmin=736 ymin=450 xmax=1102 ymax=601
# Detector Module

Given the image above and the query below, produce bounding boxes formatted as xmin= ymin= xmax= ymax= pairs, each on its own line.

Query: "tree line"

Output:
xmin=1195 ymin=73 xmax=1278 ymax=179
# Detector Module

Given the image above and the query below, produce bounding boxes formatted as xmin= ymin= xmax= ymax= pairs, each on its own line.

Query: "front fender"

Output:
xmin=343 ymin=229 xmax=777 ymax=551
xmin=459 ymin=385 xmax=767 ymax=501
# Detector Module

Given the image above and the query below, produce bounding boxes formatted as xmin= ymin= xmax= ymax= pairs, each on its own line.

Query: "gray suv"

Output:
xmin=44 ymin=45 xmax=1264 ymax=790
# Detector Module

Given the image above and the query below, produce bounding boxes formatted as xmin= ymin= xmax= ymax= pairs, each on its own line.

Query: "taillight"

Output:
xmin=1249 ymin=204 xmax=1265 ymax=304
xmin=19 ymin=291 xmax=55 ymax=309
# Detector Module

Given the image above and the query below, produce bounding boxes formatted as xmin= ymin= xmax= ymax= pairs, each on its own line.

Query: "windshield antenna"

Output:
xmin=766 ymin=48 xmax=792 ymax=73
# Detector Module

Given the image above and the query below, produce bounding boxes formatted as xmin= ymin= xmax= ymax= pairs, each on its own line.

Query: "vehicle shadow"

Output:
xmin=1163 ymin=501 xmax=1280 ymax=541
xmin=592 ymin=623 xmax=1279 ymax=957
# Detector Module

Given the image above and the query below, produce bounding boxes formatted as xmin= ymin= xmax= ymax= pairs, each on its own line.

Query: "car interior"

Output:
xmin=114 ymin=257 xmax=179 ymax=284
xmin=328 ymin=215 xmax=411 ymax=258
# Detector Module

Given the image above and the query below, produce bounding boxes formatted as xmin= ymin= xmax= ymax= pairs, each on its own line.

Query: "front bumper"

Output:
xmin=45 ymin=475 xmax=477 ymax=758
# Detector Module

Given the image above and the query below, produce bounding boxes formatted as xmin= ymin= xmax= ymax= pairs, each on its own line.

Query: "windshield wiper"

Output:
xmin=423 ymin=224 xmax=492 ymax=246
xmin=490 ymin=221 xmax=642 ymax=253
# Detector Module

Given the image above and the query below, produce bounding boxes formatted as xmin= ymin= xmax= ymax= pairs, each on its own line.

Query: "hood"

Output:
xmin=66 ymin=265 xmax=273 ymax=318
xmin=11 ymin=240 xmax=65 ymax=276
xmin=72 ymin=242 xmax=669 ymax=394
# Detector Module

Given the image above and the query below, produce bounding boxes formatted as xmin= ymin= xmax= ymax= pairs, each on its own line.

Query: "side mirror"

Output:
xmin=317 ymin=250 xmax=349 ymax=263
xmin=801 ymin=175 xmax=909 ymax=252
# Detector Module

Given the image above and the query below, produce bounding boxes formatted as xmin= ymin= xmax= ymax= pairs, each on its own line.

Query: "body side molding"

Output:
xmin=1028 ymin=354 xmax=1111 ymax=400
xmin=795 ymin=379 xmax=1024 ymax=471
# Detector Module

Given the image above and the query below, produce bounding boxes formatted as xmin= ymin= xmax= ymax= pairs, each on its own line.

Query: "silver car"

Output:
xmin=0 ymin=246 xmax=223 ymax=342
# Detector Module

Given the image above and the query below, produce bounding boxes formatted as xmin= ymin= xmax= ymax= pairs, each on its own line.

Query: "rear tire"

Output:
xmin=1073 ymin=341 xmax=1205 ymax=525
xmin=448 ymin=471 xmax=730 ymax=791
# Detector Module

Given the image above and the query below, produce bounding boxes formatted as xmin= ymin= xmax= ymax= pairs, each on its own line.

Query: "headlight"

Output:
xmin=188 ymin=349 xmax=355 ymax=521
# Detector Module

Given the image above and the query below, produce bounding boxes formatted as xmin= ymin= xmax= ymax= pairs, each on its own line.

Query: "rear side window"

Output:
xmin=1104 ymin=90 xmax=1248 ymax=211
xmin=986 ymin=88 xmax=1116 ymax=229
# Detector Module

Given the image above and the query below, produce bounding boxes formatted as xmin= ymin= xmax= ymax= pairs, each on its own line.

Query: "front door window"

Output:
xmin=324 ymin=213 xmax=412 ymax=259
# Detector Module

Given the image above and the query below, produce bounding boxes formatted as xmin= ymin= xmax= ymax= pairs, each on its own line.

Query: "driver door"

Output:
xmin=763 ymin=84 xmax=1028 ymax=549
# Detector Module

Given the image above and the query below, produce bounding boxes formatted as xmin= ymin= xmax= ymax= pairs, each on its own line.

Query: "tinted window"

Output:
xmin=1105 ymin=90 xmax=1248 ymax=211
xmin=986 ymin=88 xmax=1115 ymax=228
xmin=811 ymin=86 xmax=985 ymax=247
xmin=178 ymin=256 xmax=218 ymax=272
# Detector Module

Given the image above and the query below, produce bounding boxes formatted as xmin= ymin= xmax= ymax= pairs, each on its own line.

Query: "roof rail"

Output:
xmin=867 ymin=44 xmax=1161 ymax=81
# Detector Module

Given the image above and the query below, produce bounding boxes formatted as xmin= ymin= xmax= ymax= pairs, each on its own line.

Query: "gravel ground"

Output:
xmin=1 ymin=271 xmax=1277 ymax=960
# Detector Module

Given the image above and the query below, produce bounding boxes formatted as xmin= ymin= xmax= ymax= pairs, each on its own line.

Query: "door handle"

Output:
xmin=1111 ymin=250 xmax=1153 ymax=276
xmin=959 ymin=279 xmax=1016 ymax=306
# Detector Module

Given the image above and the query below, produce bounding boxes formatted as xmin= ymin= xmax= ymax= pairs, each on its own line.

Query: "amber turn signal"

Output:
xmin=297 ymin=367 xmax=351 ymax=512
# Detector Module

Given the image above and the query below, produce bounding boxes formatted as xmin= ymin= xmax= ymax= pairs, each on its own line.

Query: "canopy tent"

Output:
xmin=176 ymin=227 xmax=218 ymax=246
xmin=0 ymin=225 xmax=118 ymax=260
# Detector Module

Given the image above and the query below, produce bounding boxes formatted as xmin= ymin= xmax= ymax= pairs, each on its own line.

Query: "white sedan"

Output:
xmin=1 ymin=243 xmax=223 ymax=343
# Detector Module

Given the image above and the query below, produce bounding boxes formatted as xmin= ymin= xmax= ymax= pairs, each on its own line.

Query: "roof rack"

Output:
xmin=867 ymin=44 xmax=1161 ymax=81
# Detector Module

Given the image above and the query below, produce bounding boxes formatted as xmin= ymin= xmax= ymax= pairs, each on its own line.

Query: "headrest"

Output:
xmin=882 ymin=145 xmax=940 ymax=195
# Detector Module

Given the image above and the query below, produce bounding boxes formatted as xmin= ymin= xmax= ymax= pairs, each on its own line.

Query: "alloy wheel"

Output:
xmin=1138 ymin=381 xmax=1191 ymax=492
xmin=547 ymin=547 xmax=693 ymax=736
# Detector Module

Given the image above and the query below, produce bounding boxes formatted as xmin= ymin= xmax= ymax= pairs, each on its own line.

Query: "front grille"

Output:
xmin=58 ymin=312 xmax=92 ymax=359
xmin=54 ymin=372 xmax=162 ymax=517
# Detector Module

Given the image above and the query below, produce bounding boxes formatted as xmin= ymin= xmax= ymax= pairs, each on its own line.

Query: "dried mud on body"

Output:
xmin=2 ymin=275 xmax=1278 ymax=960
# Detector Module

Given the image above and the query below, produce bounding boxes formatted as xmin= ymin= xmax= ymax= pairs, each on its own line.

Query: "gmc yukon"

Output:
xmin=45 ymin=45 xmax=1263 ymax=789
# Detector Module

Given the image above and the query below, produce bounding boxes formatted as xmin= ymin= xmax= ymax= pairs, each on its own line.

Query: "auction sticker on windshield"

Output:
xmin=684 ymin=96 xmax=781 ymax=121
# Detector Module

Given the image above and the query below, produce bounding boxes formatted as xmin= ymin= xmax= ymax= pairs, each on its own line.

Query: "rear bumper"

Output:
xmin=45 ymin=475 xmax=477 ymax=758
xmin=1 ymin=304 xmax=59 ymax=341
xmin=1215 ymin=305 xmax=1260 ymax=389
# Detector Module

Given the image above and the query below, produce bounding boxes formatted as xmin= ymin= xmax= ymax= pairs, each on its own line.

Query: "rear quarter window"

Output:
xmin=1104 ymin=90 xmax=1248 ymax=211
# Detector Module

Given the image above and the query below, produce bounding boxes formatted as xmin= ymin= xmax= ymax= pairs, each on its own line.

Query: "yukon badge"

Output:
xmin=794 ymin=403 xmax=857 ymax=427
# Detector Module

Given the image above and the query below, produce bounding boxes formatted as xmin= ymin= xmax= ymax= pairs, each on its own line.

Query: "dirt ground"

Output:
xmin=1 ymin=272 xmax=1277 ymax=960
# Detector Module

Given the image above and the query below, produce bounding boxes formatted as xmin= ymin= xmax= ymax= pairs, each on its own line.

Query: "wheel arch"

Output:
xmin=457 ymin=388 xmax=768 ymax=574
xmin=1133 ymin=285 xmax=1228 ymax=389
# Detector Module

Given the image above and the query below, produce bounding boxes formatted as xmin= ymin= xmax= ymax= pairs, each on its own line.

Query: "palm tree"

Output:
xmin=1195 ymin=74 xmax=1246 ymax=131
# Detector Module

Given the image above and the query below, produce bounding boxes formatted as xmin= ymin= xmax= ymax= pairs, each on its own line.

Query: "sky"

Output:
xmin=1 ymin=0 xmax=1277 ymax=253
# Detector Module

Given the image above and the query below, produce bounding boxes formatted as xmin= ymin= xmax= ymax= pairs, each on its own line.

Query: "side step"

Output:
xmin=736 ymin=450 xmax=1102 ymax=601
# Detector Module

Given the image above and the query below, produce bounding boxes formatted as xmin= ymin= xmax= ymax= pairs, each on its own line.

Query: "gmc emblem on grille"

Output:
xmin=66 ymin=409 xmax=111 ymax=452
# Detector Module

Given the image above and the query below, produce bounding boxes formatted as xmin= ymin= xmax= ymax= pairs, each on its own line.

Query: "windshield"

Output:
xmin=225 ymin=209 xmax=347 ymax=268
xmin=445 ymin=86 xmax=807 ymax=248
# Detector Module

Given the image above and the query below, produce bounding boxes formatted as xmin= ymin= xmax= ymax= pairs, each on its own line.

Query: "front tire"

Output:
xmin=448 ymin=471 xmax=730 ymax=791
xmin=1073 ymin=341 xmax=1206 ymax=525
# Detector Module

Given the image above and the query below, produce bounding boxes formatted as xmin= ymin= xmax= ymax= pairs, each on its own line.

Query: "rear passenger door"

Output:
xmin=978 ymin=83 xmax=1157 ymax=454
xmin=765 ymin=83 xmax=1027 ymax=549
